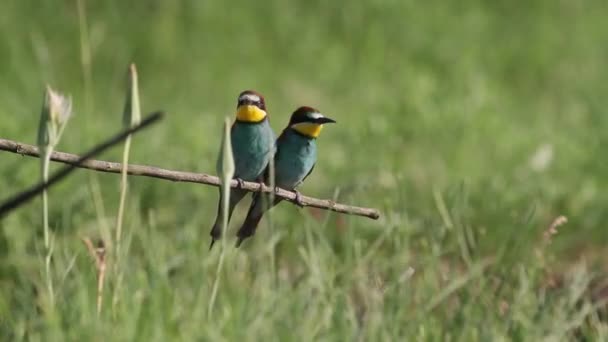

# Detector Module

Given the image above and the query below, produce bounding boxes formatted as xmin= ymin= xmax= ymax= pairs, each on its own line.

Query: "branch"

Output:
xmin=0 ymin=136 xmax=380 ymax=220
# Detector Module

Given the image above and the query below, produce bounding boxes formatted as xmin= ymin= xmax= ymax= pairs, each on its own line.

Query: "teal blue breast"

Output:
xmin=274 ymin=129 xmax=317 ymax=189
xmin=231 ymin=120 xmax=275 ymax=181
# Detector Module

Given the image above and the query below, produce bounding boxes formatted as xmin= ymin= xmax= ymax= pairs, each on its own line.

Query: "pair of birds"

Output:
xmin=209 ymin=90 xmax=336 ymax=249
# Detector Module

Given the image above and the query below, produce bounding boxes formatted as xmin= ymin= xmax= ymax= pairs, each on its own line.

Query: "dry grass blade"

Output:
xmin=81 ymin=237 xmax=107 ymax=315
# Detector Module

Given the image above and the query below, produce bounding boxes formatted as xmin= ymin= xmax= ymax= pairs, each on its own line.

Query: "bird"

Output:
xmin=209 ymin=90 xmax=275 ymax=249
xmin=235 ymin=106 xmax=336 ymax=247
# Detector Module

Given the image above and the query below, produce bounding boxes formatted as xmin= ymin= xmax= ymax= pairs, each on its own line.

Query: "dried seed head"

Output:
xmin=38 ymin=86 xmax=72 ymax=149
xmin=48 ymin=86 xmax=72 ymax=126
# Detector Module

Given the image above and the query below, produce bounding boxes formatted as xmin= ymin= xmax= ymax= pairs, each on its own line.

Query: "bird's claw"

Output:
xmin=257 ymin=181 xmax=266 ymax=193
xmin=294 ymin=190 xmax=305 ymax=207
xmin=235 ymin=177 xmax=246 ymax=189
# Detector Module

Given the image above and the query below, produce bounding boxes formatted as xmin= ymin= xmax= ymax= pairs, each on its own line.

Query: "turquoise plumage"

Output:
xmin=209 ymin=90 xmax=275 ymax=249
xmin=236 ymin=106 xmax=335 ymax=247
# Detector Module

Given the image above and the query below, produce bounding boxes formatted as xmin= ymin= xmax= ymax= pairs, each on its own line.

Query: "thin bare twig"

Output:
xmin=0 ymin=136 xmax=381 ymax=220
xmin=0 ymin=111 xmax=163 ymax=216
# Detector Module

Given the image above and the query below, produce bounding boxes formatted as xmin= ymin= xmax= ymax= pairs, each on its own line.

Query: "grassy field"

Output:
xmin=1 ymin=0 xmax=608 ymax=340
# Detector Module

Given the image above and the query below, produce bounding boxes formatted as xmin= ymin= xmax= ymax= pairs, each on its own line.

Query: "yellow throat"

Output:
xmin=292 ymin=122 xmax=323 ymax=138
xmin=236 ymin=105 xmax=266 ymax=122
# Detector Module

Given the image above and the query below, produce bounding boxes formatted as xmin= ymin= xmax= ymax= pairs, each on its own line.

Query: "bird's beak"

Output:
xmin=315 ymin=116 xmax=336 ymax=124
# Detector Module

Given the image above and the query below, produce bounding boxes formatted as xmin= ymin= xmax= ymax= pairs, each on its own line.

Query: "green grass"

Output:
xmin=2 ymin=0 xmax=608 ymax=339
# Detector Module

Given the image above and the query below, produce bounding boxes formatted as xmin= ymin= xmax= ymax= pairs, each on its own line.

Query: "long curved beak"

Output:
xmin=315 ymin=116 xmax=336 ymax=124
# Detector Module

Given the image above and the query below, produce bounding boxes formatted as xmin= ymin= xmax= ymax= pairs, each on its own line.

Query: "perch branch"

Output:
xmin=0 ymin=136 xmax=380 ymax=220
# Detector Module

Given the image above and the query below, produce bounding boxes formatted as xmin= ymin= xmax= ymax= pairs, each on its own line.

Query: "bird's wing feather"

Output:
xmin=295 ymin=163 xmax=315 ymax=188
xmin=303 ymin=164 xmax=315 ymax=182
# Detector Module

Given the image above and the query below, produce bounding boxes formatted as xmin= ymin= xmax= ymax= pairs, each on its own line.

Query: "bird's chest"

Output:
xmin=275 ymin=137 xmax=316 ymax=188
xmin=231 ymin=123 xmax=274 ymax=179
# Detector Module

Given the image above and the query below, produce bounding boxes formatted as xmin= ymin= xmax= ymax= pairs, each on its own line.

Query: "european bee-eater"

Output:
xmin=235 ymin=106 xmax=336 ymax=247
xmin=209 ymin=90 xmax=275 ymax=249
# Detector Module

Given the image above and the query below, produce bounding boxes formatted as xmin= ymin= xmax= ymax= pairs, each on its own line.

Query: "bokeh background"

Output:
xmin=2 ymin=0 xmax=608 ymax=339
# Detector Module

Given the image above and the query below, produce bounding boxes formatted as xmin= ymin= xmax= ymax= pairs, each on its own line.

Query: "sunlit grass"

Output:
xmin=1 ymin=0 xmax=608 ymax=339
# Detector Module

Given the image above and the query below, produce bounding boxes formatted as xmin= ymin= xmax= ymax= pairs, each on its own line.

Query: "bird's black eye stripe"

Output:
xmin=237 ymin=98 xmax=263 ymax=107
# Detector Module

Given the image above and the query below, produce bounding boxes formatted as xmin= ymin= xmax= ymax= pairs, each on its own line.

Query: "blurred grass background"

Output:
xmin=1 ymin=0 xmax=608 ymax=340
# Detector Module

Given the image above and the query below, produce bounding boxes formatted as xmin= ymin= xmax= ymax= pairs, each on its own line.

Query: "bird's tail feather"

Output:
xmin=209 ymin=188 xmax=247 ymax=249
xmin=235 ymin=214 xmax=264 ymax=247
xmin=236 ymin=194 xmax=281 ymax=247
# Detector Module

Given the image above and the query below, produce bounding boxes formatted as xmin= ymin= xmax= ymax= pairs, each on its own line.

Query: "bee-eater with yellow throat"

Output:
xmin=209 ymin=90 xmax=275 ymax=249
xmin=235 ymin=106 xmax=336 ymax=247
